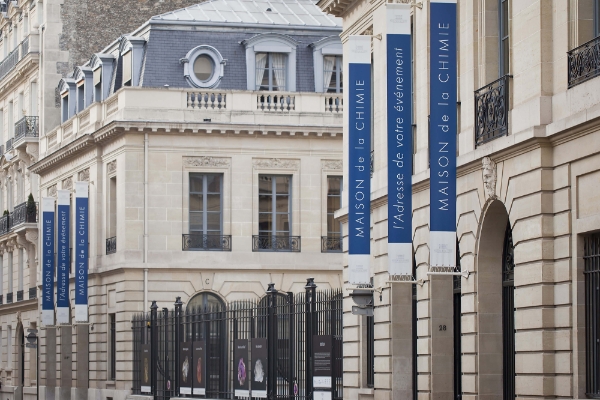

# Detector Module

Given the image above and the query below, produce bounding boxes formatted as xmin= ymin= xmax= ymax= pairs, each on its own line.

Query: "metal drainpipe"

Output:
xmin=143 ymin=132 xmax=148 ymax=308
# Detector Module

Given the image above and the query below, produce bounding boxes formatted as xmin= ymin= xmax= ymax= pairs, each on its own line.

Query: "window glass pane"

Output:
xmin=190 ymin=212 xmax=203 ymax=232
xmin=206 ymin=212 xmax=221 ymax=231
xmin=259 ymin=213 xmax=272 ymax=233
xmin=190 ymin=194 xmax=203 ymax=212
xmin=327 ymin=196 xmax=340 ymax=214
xmin=259 ymin=194 xmax=272 ymax=213
xmin=502 ymin=39 xmax=509 ymax=75
xmin=190 ymin=174 xmax=204 ymax=193
xmin=276 ymin=195 xmax=289 ymax=212
xmin=259 ymin=176 xmax=272 ymax=194
xmin=207 ymin=174 xmax=221 ymax=193
xmin=502 ymin=0 xmax=509 ymax=36
xmin=275 ymin=176 xmax=290 ymax=194
xmin=275 ymin=213 xmax=290 ymax=233
xmin=327 ymin=176 xmax=341 ymax=194
xmin=194 ymin=55 xmax=214 ymax=81
xmin=327 ymin=215 xmax=339 ymax=235
xmin=207 ymin=194 xmax=221 ymax=212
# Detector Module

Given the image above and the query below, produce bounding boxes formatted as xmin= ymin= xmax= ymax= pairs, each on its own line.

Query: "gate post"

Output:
xmin=150 ymin=301 xmax=158 ymax=400
xmin=174 ymin=297 xmax=183 ymax=396
xmin=305 ymin=278 xmax=317 ymax=400
xmin=267 ymin=283 xmax=278 ymax=400
xmin=162 ymin=308 xmax=169 ymax=396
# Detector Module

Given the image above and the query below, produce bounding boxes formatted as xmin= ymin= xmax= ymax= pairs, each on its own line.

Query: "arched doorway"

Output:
xmin=186 ymin=292 xmax=226 ymax=398
xmin=15 ymin=323 xmax=24 ymax=400
xmin=476 ymin=200 xmax=515 ymax=399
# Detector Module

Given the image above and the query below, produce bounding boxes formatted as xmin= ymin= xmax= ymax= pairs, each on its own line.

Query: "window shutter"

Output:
xmin=122 ymin=51 xmax=132 ymax=84
xmin=93 ymin=67 xmax=101 ymax=86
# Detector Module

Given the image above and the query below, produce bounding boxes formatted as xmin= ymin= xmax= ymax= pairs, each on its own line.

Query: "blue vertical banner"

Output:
xmin=386 ymin=4 xmax=413 ymax=276
xmin=41 ymin=197 xmax=55 ymax=326
xmin=75 ymin=181 xmax=89 ymax=322
xmin=348 ymin=35 xmax=372 ymax=285
xmin=429 ymin=0 xmax=457 ymax=267
xmin=57 ymin=190 xmax=70 ymax=324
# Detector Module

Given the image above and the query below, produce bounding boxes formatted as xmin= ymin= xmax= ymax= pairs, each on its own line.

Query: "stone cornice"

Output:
xmin=31 ymin=120 xmax=342 ymax=175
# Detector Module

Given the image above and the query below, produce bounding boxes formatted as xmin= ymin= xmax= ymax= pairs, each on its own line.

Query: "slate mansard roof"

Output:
xmin=151 ymin=0 xmax=341 ymax=28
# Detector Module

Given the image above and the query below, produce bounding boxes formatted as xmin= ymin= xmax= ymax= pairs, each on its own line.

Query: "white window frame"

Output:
xmin=189 ymin=173 xmax=224 ymax=236
xmin=242 ymin=33 xmax=297 ymax=92
xmin=90 ymin=53 xmax=116 ymax=102
xmin=181 ymin=45 xmax=225 ymax=89
xmin=310 ymin=36 xmax=343 ymax=93
xmin=258 ymin=175 xmax=292 ymax=237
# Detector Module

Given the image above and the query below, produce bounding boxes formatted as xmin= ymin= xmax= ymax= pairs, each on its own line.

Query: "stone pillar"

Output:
xmin=45 ymin=327 xmax=56 ymax=400
xmin=429 ymin=275 xmax=454 ymax=399
xmin=75 ymin=325 xmax=88 ymax=400
xmin=390 ymin=283 xmax=414 ymax=399
xmin=59 ymin=326 xmax=72 ymax=400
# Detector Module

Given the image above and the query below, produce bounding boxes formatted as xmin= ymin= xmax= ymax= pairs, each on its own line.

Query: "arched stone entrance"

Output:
xmin=475 ymin=200 xmax=512 ymax=400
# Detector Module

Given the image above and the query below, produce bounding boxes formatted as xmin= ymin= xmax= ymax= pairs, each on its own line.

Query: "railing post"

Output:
xmin=305 ymin=278 xmax=317 ymax=400
xmin=288 ymin=292 xmax=295 ymax=400
xmin=150 ymin=301 xmax=158 ymax=400
xmin=266 ymin=283 xmax=278 ymax=400
xmin=162 ymin=307 xmax=170 ymax=397
xmin=174 ymin=297 xmax=183 ymax=396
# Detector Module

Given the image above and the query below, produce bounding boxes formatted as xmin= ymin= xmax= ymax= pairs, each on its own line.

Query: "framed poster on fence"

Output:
xmin=141 ymin=344 xmax=151 ymax=394
xmin=179 ymin=341 xmax=192 ymax=395
xmin=234 ymin=339 xmax=250 ymax=398
xmin=192 ymin=340 xmax=206 ymax=396
xmin=313 ymin=335 xmax=333 ymax=399
xmin=251 ymin=338 xmax=267 ymax=398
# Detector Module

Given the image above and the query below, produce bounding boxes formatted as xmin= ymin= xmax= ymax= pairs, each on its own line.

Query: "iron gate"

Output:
xmin=132 ymin=279 xmax=342 ymax=400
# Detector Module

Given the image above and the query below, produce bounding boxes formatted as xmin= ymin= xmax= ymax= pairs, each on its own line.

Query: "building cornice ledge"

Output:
xmin=29 ymin=134 xmax=97 ymax=175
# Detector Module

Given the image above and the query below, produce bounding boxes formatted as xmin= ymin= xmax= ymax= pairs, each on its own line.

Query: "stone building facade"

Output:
xmin=317 ymin=0 xmax=600 ymax=398
xmin=29 ymin=1 xmax=344 ymax=400
xmin=0 ymin=1 xmax=204 ymax=400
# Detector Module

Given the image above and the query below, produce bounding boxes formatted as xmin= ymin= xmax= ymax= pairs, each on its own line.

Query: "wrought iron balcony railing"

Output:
xmin=5 ymin=137 xmax=13 ymax=151
xmin=29 ymin=287 xmax=36 ymax=299
xmin=14 ymin=116 xmax=39 ymax=142
xmin=321 ymin=236 xmax=343 ymax=253
xmin=6 ymin=292 xmax=12 ymax=304
xmin=182 ymin=234 xmax=232 ymax=251
xmin=568 ymin=35 xmax=600 ymax=88
xmin=16 ymin=290 xmax=23 ymax=301
xmin=21 ymin=35 xmax=29 ymax=57
xmin=474 ymin=75 xmax=511 ymax=147
xmin=0 ymin=214 xmax=9 ymax=235
xmin=252 ymin=235 xmax=301 ymax=252
xmin=11 ymin=200 xmax=38 ymax=227
xmin=0 ymin=47 xmax=19 ymax=82
xmin=106 ymin=236 xmax=117 ymax=255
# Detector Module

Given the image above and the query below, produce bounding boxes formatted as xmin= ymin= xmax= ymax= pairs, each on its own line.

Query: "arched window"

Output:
xmin=242 ymin=33 xmax=298 ymax=92
xmin=502 ymin=223 xmax=515 ymax=399
xmin=186 ymin=292 xmax=226 ymax=397
xmin=310 ymin=36 xmax=343 ymax=93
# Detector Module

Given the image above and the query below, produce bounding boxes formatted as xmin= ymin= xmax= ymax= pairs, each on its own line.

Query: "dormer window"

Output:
xmin=122 ymin=50 xmax=132 ymax=87
xmin=118 ymin=35 xmax=146 ymax=88
xmin=256 ymin=53 xmax=287 ymax=91
xmin=324 ymin=55 xmax=343 ymax=93
xmin=90 ymin=53 xmax=115 ymax=102
xmin=242 ymin=33 xmax=297 ymax=92
xmin=58 ymin=78 xmax=77 ymax=122
xmin=93 ymin=66 xmax=101 ymax=101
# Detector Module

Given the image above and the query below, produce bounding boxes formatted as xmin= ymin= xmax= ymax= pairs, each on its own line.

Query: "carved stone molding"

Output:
xmin=26 ymin=142 xmax=39 ymax=163
xmin=482 ymin=157 xmax=497 ymax=201
xmin=78 ymin=168 xmax=90 ymax=182
xmin=25 ymin=230 xmax=38 ymax=245
xmin=253 ymin=158 xmax=299 ymax=169
xmin=47 ymin=183 xmax=57 ymax=197
xmin=322 ymin=159 xmax=342 ymax=171
xmin=107 ymin=159 xmax=117 ymax=175
xmin=62 ymin=177 xmax=73 ymax=190
xmin=183 ymin=156 xmax=231 ymax=168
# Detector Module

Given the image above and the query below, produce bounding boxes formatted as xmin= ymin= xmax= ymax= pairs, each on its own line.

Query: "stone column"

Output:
xmin=75 ymin=324 xmax=88 ymax=400
xmin=429 ymin=275 xmax=454 ymax=399
xmin=390 ymin=283 xmax=414 ymax=399
xmin=45 ymin=327 xmax=57 ymax=400
xmin=59 ymin=326 xmax=72 ymax=400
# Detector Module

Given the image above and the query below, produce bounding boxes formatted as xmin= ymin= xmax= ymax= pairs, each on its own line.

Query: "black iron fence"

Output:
xmin=132 ymin=279 xmax=342 ymax=400
xmin=321 ymin=236 xmax=342 ymax=253
xmin=568 ymin=35 xmax=600 ymax=88
xmin=474 ymin=75 xmax=511 ymax=147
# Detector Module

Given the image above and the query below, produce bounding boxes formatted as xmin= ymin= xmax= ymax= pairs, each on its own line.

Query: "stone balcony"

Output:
xmin=42 ymin=87 xmax=343 ymax=155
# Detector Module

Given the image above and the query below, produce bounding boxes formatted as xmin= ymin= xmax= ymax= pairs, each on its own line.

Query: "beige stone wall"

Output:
xmin=318 ymin=0 xmax=600 ymax=398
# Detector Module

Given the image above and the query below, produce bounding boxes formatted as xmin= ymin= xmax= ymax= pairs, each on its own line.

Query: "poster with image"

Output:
xmin=141 ymin=344 xmax=151 ymax=393
xmin=179 ymin=341 xmax=192 ymax=395
xmin=234 ymin=339 xmax=249 ymax=398
xmin=251 ymin=338 xmax=267 ymax=398
xmin=192 ymin=340 xmax=206 ymax=395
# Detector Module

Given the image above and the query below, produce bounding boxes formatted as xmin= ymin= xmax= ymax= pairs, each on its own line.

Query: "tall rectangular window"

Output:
xmin=7 ymin=252 xmax=12 ymax=296
xmin=258 ymin=175 xmax=291 ymax=237
xmin=109 ymin=176 xmax=117 ymax=238
xmin=189 ymin=173 xmax=223 ymax=235
xmin=324 ymin=56 xmax=343 ymax=93
xmin=18 ymin=248 xmax=23 ymax=292
xmin=122 ymin=51 xmax=132 ymax=87
xmin=109 ymin=313 xmax=116 ymax=380
xmin=585 ymin=234 xmax=600 ymax=395
xmin=30 ymin=82 xmax=37 ymax=116
xmin=7 ymin=101 xmax=13 ymax=139
xmin=595 ymin=0 xmax=600 ymax=38
xmin=255 ymin=53 xmax=287 ymax=91
xmin=327 ymin=176 xmax=342 ymax=237
xmin=93 ymin=68 xmax=102 ymax=102
xmin=499 ymin=0 xmax=510 ymax=77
